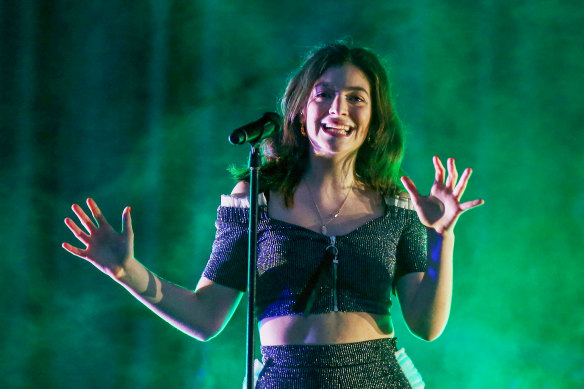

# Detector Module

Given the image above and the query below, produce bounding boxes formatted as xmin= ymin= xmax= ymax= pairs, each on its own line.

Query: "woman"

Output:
xmin=63 ymin=43 xmax=484 ymax=388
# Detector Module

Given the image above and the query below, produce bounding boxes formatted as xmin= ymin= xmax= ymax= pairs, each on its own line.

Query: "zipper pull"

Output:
xmin=326 ymin=236 xmax=338 ymax=257
xmin=326 ymin=236 xmax=339 ymax=311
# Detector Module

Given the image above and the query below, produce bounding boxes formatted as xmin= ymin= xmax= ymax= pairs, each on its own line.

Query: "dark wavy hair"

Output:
xmin=231 ymin=42 xmax=405 ymax=206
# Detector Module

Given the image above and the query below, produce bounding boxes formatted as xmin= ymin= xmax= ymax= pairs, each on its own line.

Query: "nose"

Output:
xmin=329 ymin=94 xmax=348 ymax=116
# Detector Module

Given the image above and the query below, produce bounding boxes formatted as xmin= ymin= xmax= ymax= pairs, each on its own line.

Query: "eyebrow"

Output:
xmin=314 ymin=82 xmax=370 ymax=96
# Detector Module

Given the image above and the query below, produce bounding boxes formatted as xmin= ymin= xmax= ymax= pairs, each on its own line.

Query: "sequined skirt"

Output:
xmin=254 ymin=338 xmax=424 ymax=389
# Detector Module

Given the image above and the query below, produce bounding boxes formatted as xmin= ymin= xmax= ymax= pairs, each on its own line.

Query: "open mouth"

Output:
xmin=321 ymin=123 xmax=353 ymax=136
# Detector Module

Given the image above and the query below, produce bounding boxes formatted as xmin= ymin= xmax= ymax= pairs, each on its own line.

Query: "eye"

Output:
xmin=348 ymin=95 xmax=366 ymax=103
xmin=315 ymin=91 xmax=333 ymax=99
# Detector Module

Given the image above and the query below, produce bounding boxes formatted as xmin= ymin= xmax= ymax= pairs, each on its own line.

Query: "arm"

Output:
xmin=397 ymin=156 xmax=484 ymax=341
xmin=117 ymin=262 xmax=243 ymax=341
xmin=63 ymin=198 xmax=242 ymax=341
xmin=396 ymin=229 xmax=454 ymax=341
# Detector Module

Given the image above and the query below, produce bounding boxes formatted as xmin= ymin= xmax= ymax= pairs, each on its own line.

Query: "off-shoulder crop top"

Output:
xmin=203 ymin=194 xmax=428 ymax=321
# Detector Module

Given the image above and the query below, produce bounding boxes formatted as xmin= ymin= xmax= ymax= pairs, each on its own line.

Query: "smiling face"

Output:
xmin=303 ymin=63 xmax=372 ymax=159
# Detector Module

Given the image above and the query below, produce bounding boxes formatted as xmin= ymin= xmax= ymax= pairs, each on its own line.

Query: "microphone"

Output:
xmin=228 ymin=112 xmax=281 ymax=145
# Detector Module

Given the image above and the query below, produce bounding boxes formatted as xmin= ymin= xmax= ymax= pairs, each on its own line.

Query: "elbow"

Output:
xmin=171 ymin=318 xmax=224 ymax=342
xmin=414 ymin=328 xmax=443 ymax=342
xmin=407 ymin=319 xmax=446 ymax=342
xmin=193 ymin=329 xmax=214 ymax=342
xmin=192 ymin=322 xmax=225 ymax=342
xmin=196 ymin=333 xmax=216 ymax=342
xmin=189 ymin=327 xmax=220 ymax=342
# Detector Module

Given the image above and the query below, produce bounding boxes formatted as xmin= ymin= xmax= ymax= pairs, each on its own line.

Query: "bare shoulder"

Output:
xmin=231 ymin=181 xmax=250 ymax=196
xmin=384 ymin=190 xmax=410 ymax=199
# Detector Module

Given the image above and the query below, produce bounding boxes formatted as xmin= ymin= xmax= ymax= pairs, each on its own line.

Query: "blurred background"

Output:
xmin=1 ymin=1 xmax=582 ymax=388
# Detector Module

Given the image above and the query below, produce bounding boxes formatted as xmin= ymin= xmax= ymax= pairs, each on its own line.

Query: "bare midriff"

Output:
xmin=259 ymin=311 xmax=394 ymax=346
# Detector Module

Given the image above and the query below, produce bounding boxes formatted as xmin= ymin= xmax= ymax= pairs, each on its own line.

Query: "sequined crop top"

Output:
xmin=203 ymin=194 xmax=428 ymax=321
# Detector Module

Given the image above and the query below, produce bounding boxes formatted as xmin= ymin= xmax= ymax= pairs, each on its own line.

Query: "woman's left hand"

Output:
xmin=401 ymin=156 xmax=484 ymax=234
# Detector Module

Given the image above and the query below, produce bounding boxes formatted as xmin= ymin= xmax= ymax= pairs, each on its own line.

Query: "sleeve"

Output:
xmin=202 ymin=201 xmax=249 ymax=292
xmin=395 ymin=200 xmax=429 ymax=279
xmin=202 ymin=194 xmax=267 ymax=292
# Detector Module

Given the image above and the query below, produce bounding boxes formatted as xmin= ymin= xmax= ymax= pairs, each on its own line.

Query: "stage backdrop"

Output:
xmin=1 ymin=1 xmax=582 ymax=388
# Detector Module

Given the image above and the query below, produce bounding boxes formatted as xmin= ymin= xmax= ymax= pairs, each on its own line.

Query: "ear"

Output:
xmin=296 ymin=111 xmax=305 ymax=127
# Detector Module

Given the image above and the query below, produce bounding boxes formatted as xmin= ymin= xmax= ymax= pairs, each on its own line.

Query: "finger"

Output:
xmin=62 ymin=242 xmax=86 ymax=259
xmin=87 ymin=198 xmax=109 ymax=228
xmin=460 ymin=198 xmax=485 ymax=211
xmin=400 ymin=176 xmax=422 ymax=208
xmin=453 ymin=168 xmax=472 ymax=199
xmin=64 ymin=217 xmax=90 ymax=245
xmin=72 ymin=203 xmax=97 ymax=233
xmin=122 ymin=206 xmax=133 ymax=237
xmin=433 ymin=156 xmax=446 ymax=184
xmin=445 ymin=158 xmax=458 ymax=190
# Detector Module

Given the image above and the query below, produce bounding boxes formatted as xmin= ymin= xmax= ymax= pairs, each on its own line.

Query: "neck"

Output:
xmin=303 ymin=153 xmax=357 ymax=192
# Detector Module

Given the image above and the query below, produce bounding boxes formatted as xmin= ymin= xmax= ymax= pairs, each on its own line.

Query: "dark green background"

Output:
xmin=2 ymin=1 xmax=582 ymax=388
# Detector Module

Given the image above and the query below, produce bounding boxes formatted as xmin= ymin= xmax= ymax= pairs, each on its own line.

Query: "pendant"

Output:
xmin=321 ymin=225 xmax=327 ymax=235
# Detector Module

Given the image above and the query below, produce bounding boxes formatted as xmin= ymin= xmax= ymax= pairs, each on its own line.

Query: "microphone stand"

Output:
xmin=228 ymin=112 xmax=280 ymax=388
xmin=245 ymin=143 xmax=261 ymax=389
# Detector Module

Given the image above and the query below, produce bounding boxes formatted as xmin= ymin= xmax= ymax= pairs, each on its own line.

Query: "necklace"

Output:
xmin=305 ymin=180 xmax=354 ymax=235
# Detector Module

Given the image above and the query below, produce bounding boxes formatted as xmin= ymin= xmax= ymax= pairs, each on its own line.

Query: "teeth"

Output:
xmin=323 ymin=124 xmax=351 ymax=134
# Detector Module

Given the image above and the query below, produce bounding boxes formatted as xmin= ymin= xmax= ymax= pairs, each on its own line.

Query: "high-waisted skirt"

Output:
xmin=253 ymin=337 xmax=424 ymax=389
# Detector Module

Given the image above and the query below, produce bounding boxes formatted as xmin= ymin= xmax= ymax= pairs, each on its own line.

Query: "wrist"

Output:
xmin=428 ymin=227 xmax=455 ymax=241
xmin=115 ymin=257 xmax=141 ymax=283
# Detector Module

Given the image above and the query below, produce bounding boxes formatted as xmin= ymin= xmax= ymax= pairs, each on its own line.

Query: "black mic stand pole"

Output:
xmin=246 ymin=142 xmax=261 ymax=389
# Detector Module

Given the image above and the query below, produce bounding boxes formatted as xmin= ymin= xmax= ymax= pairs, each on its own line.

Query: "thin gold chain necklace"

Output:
xmin=304 ymin=180 xmax=354 ymax=235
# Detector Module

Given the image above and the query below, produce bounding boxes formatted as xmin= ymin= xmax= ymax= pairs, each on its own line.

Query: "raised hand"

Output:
xmin=401 ymin=156 xmax=484 ymax=234
xmin=63 ymin=198 xmax=134 ymax=279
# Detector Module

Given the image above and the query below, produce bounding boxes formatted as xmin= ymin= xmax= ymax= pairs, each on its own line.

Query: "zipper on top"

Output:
xmin=326 ymin=236 xmax=339 ymax=312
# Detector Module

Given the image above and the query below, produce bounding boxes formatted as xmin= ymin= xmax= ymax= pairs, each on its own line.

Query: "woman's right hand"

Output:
xmin=63 ymin=198 xmax=134 ymax=280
